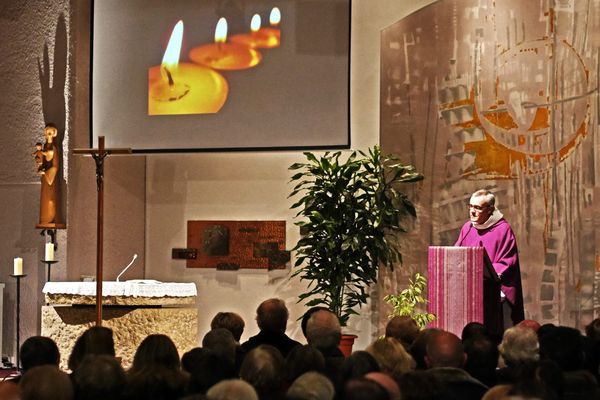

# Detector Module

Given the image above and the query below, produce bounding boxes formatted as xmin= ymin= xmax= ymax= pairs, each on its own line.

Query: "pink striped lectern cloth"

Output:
xmin=427 ymin=246 xmax=484 ymax=336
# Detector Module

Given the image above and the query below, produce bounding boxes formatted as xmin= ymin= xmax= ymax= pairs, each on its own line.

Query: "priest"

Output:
xmin=455 ymin=189 xmax=525 ymax=336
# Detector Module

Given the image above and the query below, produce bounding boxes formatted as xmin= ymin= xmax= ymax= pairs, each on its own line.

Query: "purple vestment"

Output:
xmin=455 ymin=219 xmax=525 ymax=331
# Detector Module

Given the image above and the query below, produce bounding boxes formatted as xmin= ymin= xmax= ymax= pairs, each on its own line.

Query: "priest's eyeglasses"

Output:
xmin=468 ymin=204 xmax=490 ymax=212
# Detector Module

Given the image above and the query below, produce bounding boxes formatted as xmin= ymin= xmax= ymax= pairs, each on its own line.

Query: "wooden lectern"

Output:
xmin=427 ymin=246 xmax=500 ymax=336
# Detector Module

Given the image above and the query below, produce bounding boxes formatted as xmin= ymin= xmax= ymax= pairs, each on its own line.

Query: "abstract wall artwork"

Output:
xmin=380 ymin=0 xmax=599 ymax=328
xmin=186 ymin=220 xmax=289 ymax=270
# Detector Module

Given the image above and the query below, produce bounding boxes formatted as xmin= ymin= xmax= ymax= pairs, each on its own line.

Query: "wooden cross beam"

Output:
xmin=73 ymin=136 xmax=131 ymax=326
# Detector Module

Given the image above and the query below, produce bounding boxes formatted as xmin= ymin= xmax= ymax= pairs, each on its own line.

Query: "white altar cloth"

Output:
xmin=43 ymin=281 xmax=197 ymax=298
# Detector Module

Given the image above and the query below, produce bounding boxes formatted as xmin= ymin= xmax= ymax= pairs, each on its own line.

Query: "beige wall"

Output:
xmin=145 ymin=0 xmax=437 ymax=350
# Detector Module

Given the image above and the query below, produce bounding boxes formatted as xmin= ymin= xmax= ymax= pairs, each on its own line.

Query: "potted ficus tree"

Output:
xmin=289 ymin=146 xmax=424 ymax=340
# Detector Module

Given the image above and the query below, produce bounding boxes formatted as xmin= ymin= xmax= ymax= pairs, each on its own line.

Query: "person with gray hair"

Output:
xmin=207 ymin=379 xmax=259 ymax=400
xmin=498 ymin=325 xmax=539 ymax=367
xmin=305 ymin=309 xmax=345 ymax=391
xmin=455 ymin=189 xmax=525 ymax=336
xmin=286 ymin=372 xmax=335 ymax=400
xmin=241 ymin=298 xmax=301 ymax=357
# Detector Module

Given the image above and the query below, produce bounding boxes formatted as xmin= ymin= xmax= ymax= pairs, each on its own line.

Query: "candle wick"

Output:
xmin=162 ymin=66 xmax=175 ymax=87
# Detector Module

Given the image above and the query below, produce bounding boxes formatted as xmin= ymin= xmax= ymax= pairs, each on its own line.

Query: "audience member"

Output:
xmin=410 ymin=328 xmax=443 ymax=370
xmin=71 ymin=354 xmax=126 ymax=400
xmin=124 ymin=365 xmax=187 ymax=400
xmin=398 ymin=370 xmax=445 ymax=400
xmin=424 ymin=330 xmax=488 ymax=400
xmin=286 ymin=372 xmax=335 ymax=400
xmin=20 ymin=336 xmax=60 ymax=372
xmin=202 ymin=328 xmax=237 ymax=365
xmin=68 ymin=326 xmax=115 ymax=372
xmin=305 ymin=309 xmax=345 ymax=388
xmin=182 ymin=348 xmax=236 ymax=395
xmin=343 ymin=377 xmax=390 ymax=400
xmin=365 ymin=372 xmax=401 ymax=400
xmin=339 ymin=351 xmax=380 ymax=383
xmin=366 ymin=337 xmax=416 ymax=381
xmin=461 ymin=322 xmax=489 ymax=342
xmin=241 ymin=298 xmax=301 ymax=357
xmin=211 ymin=312 xmax=246 ymax=342
xmin=19 ymin=365 xmax=74 ymax=400
xmin=517 ymin=319 xmax=542 ymax=332
xmin=240 ymin=344 xmax=286 ymax=400
xmin=498 ymin=326 xmax=539 ymax=368
xmin=206 ymin=379 xmax=259 ymax=400
xmin=385 ymin=316 xmax=420 ymax=349
xmin=463 ymin=334 xmax=499 ymax=387
xmin=130 ymin=333 xmax=180 ymax=373
xmin=285 ymin=344 xmax=326 ymax=385
xmin=300 ymin=306 xmax=329 ymax=339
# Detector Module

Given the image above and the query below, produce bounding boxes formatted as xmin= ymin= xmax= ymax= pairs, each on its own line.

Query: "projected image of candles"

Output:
xmin=148 ymin=20 xmax=228 ymax=116
xmin=189 ymin=18 xmax=262 ymax=70
xmin=230 ymin=8 xmax=281 ymax=49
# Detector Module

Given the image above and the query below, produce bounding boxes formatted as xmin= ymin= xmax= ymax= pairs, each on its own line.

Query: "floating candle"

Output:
xmin=189 ymin=17 xmax=262 ymax=70
xmin=13 ymin=257 xmax=23 ymax=276
xmin=148 ymin=20 xmax=228 ymax=115
xmin=45 ymin=242 xmax=54 ymax=261
xmin=230 ymin=13 xmax=280 ymax=49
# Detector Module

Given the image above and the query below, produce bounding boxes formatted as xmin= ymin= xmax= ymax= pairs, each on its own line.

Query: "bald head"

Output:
xmin=306 ymin=309 xmax=341 ymax=350
xmin=425 ymin=331 xmax=466 ymax=368
xmin=257 ymin=298 xmax=289 ymax=333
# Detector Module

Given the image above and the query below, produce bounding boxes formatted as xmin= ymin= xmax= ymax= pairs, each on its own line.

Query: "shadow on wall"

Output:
xmin=37 ymin=13 xmax=67 ymax=225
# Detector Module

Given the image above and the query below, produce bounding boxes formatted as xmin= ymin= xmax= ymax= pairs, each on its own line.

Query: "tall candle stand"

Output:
xmin=41 ymin=259 xmax=58 ymax=282
xmin=10 ymin=273 xmax=26 ymax=371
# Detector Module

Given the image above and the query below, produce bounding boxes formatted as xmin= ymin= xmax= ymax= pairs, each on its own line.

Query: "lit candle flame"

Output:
xmin=215 ymin=17 xmax=228 ymax=44
xmin=250 ymin=14 xmax=261 ymax=33
xmin=270 ymin=7 xmax=281 ymax=26
xmin=162 ymin=20 xmax=184 ymax=72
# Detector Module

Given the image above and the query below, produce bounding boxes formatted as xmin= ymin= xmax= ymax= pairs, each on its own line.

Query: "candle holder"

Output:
xmin=40 ymin=259 xmax=58 ymax=282
xmin=10 ymin=273 xmax=27 ymax=371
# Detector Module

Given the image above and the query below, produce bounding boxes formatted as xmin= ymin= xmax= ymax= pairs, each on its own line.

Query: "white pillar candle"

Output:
xmin=45 ymin=242 xmax=55 ymax=261
xmin=13 ymin=257 xmax=23 ymax=276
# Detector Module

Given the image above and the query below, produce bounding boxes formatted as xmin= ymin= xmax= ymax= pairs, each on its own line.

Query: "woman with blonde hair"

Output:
xmin=366 ymin=337 xmax=416 ymax=382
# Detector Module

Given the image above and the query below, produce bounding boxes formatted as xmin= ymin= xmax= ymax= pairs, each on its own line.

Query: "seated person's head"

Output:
xmin=211 ymin=312 xmax=245 ymax=342
xmin=19 ymin=365 xmax=73 ymax=400
xmin=240 ymin=345 xmax=285 ymax=399
xmin=385 ymin=316 xmax=420 ymax=347
xmin=206 ymin=379 xmax=258 ymax=400
xmin=71 ymin=354 xmax=126 ymax=400
xmin=342 ymin=377 xmax=390 ymax=400
xmin=183 ymin=348 xmax=236 ymax=395
xmin=20 ymin=336 xmax=60 ymax=373
xmin=461 ymin=322 xmax=489 ymax=342
xmin=286 ymin=372 xmax=334 ymax=400
xmin=498 ymin=326 xmax=539 ymax=367
xmin=124 ymin=365 xmax=186 ymax=400
xmin=306 ymin=309 xmax=342 ymax=351
xmin=340 ymin=351 xmax=380 ymax=383
xmin=300 ymin=306 xmax=329 ymax=339
xmin=285 ymin=344 xmax=326 ymax=384
xmin=68 ymin=326 xmax=115 ymax=371
xmin=366 ymin=337 xmax=416 ymax=380
xmin=132 ymin=334 xmax=180 ymax=373
xmin=256 ymin=298 xmax=289 ymax=333
xmin=424 ymin=330 xmax=465 ymax=369
xmin=202 ymin=328 xmax=237 ymax=364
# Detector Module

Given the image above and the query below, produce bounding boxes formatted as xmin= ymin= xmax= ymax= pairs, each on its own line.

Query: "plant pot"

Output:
xmin=338 ymin=334 xmax=358 ymax=357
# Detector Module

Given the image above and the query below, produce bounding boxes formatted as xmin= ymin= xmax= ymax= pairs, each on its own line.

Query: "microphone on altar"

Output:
xmin=116 ymin=254 xmax=138 ymax=282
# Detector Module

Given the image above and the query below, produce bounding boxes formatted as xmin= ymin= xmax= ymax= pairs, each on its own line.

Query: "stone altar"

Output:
xmin=42 ymin=281 xmax=198 ymax=369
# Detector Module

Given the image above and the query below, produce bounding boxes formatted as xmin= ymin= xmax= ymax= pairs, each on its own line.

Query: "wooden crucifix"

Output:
xmin=73 ymin=136 xmax=131 ymax=325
